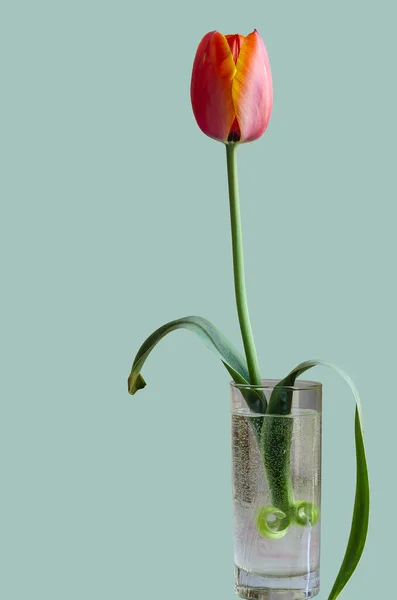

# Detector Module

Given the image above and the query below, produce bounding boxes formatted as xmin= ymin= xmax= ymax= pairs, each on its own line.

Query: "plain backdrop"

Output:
xmin=1 ymin=1 xmax=395 ymax=599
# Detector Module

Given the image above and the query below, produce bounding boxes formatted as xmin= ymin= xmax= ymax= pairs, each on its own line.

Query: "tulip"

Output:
xmin=130 ymin=28 xmax=369 ymax=600
xmin=190 ymin=30 xmax=273 ymax=143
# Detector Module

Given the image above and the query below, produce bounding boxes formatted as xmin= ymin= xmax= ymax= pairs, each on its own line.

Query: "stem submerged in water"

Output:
xmin=261 ymin=417 xmax=294 ymax=515
xmin=258 ymin=414 xmax=319 ymax=539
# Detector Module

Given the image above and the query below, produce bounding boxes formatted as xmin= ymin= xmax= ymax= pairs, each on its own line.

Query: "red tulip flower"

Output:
xmin=191 ymin=30 xmax=273 ymax=143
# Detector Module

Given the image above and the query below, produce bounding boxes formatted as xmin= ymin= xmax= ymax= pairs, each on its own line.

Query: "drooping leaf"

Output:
xmin=272 ymin=359 xmax=369 ymax=600
xmin=128 ymin=315 xmax=266 ymax=404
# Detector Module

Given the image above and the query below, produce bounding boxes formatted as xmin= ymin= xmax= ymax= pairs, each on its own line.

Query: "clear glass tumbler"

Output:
xmin=231 ymin=379 xmax=322 ymax=600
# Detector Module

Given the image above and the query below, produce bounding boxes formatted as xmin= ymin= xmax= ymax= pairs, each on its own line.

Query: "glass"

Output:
xmin=231 ymin=379 xmax=322 ymax=600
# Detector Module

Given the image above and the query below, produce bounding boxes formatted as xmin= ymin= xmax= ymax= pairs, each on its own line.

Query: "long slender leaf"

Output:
xmin=128 ymin=315 xmax=251 ymax=393
xmin=275 ymin=359 xmax=369 ymax=600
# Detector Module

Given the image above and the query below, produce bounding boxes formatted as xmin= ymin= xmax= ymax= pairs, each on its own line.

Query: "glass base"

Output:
xmin=235 ymin=566 xmax=320 ymax=600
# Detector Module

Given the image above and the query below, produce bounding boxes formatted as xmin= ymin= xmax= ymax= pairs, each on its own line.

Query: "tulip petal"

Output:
xmin=232 ymin=30 xmax=273 ymax=142
xmin=191 ymin=31 xmax=236 ymax=142
xmin=225 ymin=34 xmax=245 ymax=64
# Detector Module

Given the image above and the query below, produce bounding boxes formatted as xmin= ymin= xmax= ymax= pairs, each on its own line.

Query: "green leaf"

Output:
xmin=275 ymin=359 xmax=369 ymax=600
xmin=128 ymin=315 xmax=250 ymax=394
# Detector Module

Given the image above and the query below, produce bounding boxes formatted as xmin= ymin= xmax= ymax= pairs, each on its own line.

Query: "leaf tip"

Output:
xmin=128 ymin=372 xmax=146 ymax=395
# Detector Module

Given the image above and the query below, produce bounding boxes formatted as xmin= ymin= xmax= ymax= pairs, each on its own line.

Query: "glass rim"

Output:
xmin=231 ymin=378 xmax=322 ymax=392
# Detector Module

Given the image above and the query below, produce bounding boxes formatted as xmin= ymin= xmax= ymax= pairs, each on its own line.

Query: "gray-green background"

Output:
xmin=1 ymin=1 xmax=395 ymax=598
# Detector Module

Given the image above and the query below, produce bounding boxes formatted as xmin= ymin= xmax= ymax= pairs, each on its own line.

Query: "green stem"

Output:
xmin=261 ymin=416 xmax=294 ymax=533
xmin=225 ymin=144 xmax=317 ymax=540
xmin=262 ymin=417 xmax=294 ymax=511
xmin=226 ymin=143 xmax=262 ymax=389
xmin=257 ymin=415 xmax=319 ymax=539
